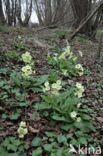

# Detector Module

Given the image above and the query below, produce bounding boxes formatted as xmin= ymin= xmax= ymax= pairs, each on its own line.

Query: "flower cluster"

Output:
xmin=75 ymin=82 xmax=84 ymax=98
xmin=48 ymin=46 xmax=84 ymax=77
xmin=21 ymin=52 xmax=35 ymax=78
xmin=43 ymin=81 xmax=50 ymax=92
xmin=43 ymin=80 xmax=62 ymax=95
xmin=70 ymin=111 xmax=81 ymax=122
xmin=17 ymin=121 xmax=28 ymax=138
xmin=77 ymin=103 xmax=82 ymax=108
xmin=22 ymin=51 xmax=32 ymax=64
xmin=21 ymin=65 xmax=32 ymax=78
xmin=70 ymin=83 xmax=84 ymax=122
xmin=75 ymin=64 xmax=84 ymax=76
xmin=70 ymin=111 xmax=77 ymax=119
xmin=59 ymin=46 xmax=73 ymax=60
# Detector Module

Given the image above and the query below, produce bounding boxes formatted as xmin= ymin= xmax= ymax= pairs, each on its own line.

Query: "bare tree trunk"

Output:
xmin=34 ymin=0 xmax=44 ymax=25
xmin=70 ymin=0 xmax=92 ymax=34
xmin=69 ymin=1 xmax=103 ymax=40
xmin=33 ymin=0 xmax=69 ymax=26
xmin=4 ymin=0 xmax=12 ymax=26
xmin=17 ymin=0 xmax=32 ymax=26
xmin=0 ymin=0 xmax=5 ymax=24
xmin=45 ymin=0 xmax=52 ymax=25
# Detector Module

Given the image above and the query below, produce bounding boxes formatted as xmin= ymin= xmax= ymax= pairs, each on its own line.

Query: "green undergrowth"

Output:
xmin=0 ymin=38 xmax=100 ymax=156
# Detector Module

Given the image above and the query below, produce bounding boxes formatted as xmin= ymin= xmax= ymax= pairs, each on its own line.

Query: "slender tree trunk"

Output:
xmin=45 ymin=0 xmax=52 ymax=25
xmin=0 ymin=0 xmax=5 ymax=24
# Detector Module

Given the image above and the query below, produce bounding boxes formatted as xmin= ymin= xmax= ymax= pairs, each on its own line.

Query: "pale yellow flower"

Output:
xmin=75 ymin=64 xmax=83 ymax=70
xmin=21 ymin=65 xmax=32 ymax=77
xmin=17 ymin=121 xmax=28 ymax=138
xmin=64 ymin=46 xmax=71 ymax=55
xmin=59 ymin=46 xmax=72 ymax=60
xmin=77 ymin=103 xmax=82 ymax=108
xmin=19 ymin=121 xmax=26 ymax=127
xmin=51 ymin=80 xmax=62 ymax=91
xmin=70 ymin=111 xmax=77 ymax=119
xmin=22 ymin=52 xmax=32 ymax=63
xmin=18 ymin=35 xmax=22 ymax=39
xmin=51 ymin=89 xmax=59 ymax=95
xmin=18 ymin=127 xmax=28 ymax=138
xmin=77 ymin=117 xmax=81 ymax=122
xmin=43 ymin=81 xmax=50 ymax=92
xmin=59 ymin=52 xmax=66 ymax=60
xmin=33 ymin=70 xmax=36 ymax=74
xmin=72 ymin=57 xmax=77 ymax=61
xmin=78 ymin=71 xmax=83 ymax=76
xmin=75 ymin=83 xmax=84 ymax=98
xmin=77 ymin=92 xmax=83 ymax=98
xmin=76 ymin=83 xmax=84 ymax=92
xmin=75 ymin=64 xmax=84 ymax=76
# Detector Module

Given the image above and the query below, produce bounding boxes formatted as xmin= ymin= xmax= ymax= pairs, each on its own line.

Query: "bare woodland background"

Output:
xmin=0 ymin=0 xmax=103 ymax=38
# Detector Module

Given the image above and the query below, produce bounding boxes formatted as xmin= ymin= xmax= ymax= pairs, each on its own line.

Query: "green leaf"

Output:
xmin=56 ymin=149 xmax=63 ymax=156
xmin=19 ymin=102 xmax=28 ymax=107
xmin=10 ymin=110 xmax=21 ymax=120
xmin=57 ymin=135 xmax=67 ymax=144
xmin=82 ymin=114 xmax=91 ymax=120
xmin=45 ymin=132 xmax=57 ymax=138
xmin=35 ymin=102 xmax=51 ymax=110
xmin=32 ymin=137 xmax=42 ymax=147
xmin=61 ymin=124 xmax=73 ymax=131
xmin=50 ymin=153 xmax=56 ymax=156
xmin=32 ymin=147 xmax=42 ymax=156
xmin=49 ymin=71 xmax=59 ymax=82
xmin=36 ymin=75 xmax=48 ymax=85
xmin=78 ymin=137 xmax=87 ymax=145
xmin=44 ymin=144 xmax=53 ymax=152
xmin=2 ymin=113 xmax=8 ymax=119
xmin=52 ymin=115 xmax=66 ymax=121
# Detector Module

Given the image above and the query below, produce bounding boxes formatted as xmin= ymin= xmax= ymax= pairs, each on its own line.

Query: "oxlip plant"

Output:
xmin=17 ymin=121 xmax=28 ymax=138
xmin=22 ymin=51 xmax=32 ymax=64
xmin=48 ymin=46 xmax=84 ymax=77
xmin=0 ymin=44 xmax=98 ymax=156
xmin=14 ymin=35 xmax=26 ymax=51
xmin=75 ymin=82 xmax=85 ymax=98
xmin=34 ymin=45 xmax=96 ymax=155
xmin=21 ymin=51 xmax=35 ymax=79
xmin=43 ymin=79 xmax=62 ymax=95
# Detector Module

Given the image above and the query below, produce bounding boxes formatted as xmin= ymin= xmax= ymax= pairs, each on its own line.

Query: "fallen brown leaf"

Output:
xmin=97 ymin=117 xmax=103 ymax=123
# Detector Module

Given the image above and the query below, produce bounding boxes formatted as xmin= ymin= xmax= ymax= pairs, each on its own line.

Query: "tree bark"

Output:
xmin=0 ymin=0 xmax=5 ymax=24
xmin=70 ymin=0 xmax=92 ymax=34
xmin=69 ymin=1 xmax=103 ymax=40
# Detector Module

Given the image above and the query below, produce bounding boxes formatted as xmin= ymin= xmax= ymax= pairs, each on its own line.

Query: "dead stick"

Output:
xmin=97 ymin=33 xmax=103 ymax=59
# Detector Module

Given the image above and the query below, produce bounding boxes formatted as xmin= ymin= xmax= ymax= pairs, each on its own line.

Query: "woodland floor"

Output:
xmin=0 ymin=27 xmax=103 ymax=156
